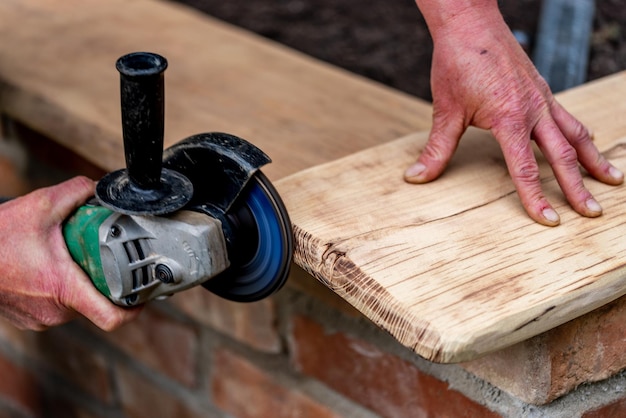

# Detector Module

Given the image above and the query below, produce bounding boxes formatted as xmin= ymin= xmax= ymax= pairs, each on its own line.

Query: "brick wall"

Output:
xmin=2 ymin=120 xmax=626 ymax=418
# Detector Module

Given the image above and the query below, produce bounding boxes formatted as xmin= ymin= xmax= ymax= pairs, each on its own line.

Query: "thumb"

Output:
xmin=404 ymin=110 xmax=465 ymax=183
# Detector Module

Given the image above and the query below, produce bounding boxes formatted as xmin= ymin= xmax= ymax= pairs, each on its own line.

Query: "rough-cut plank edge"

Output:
xmin=450 ymin=262 xmax=626 ymax=363
xmin=292 ymin=225 xmax=446 ymax=361
xmin=292 ymin=205 xmax=626 ymax=364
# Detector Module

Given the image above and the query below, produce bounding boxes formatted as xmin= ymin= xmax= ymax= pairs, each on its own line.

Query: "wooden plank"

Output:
xmin=0 ymin=0 xmax=432 ymax=180
xmin=276 ymin=71 xmax=626 ymax=363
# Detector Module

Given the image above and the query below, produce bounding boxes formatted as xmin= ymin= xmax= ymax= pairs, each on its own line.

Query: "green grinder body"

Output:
xmin=62 ymin=205 xmax=114 ymax=298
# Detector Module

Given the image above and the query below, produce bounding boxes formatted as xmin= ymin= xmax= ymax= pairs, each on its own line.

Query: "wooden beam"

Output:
xmin=0 ymin=0 xmax=432 ymax=181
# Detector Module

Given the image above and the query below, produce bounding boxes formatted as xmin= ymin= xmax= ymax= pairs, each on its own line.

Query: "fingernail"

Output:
xmin=405 ymin=162 xmax=426 ymax=180
xmin=542 ymin=207 xmax=560 ymax=224
xmin=609 ymin=165 xmax=624 ymax=181
xmin=586 ymin=198 xmax=602 ymax=214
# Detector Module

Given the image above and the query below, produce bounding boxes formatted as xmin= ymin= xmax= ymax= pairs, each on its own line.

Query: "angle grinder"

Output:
xmin=62 ymin=52 xmax=293 ymax=306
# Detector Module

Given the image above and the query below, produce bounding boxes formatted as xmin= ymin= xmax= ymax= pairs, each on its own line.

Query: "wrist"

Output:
xmin=414 ymin=0 xmax=501 ymax=41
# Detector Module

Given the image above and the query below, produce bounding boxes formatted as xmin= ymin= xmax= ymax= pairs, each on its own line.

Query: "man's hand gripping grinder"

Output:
xmin=63 ymin=52 xmax=293 ymax=306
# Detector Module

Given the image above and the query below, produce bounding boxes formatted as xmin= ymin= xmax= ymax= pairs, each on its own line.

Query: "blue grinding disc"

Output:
xmin=203 ymin=172 xmax=293 ymax=302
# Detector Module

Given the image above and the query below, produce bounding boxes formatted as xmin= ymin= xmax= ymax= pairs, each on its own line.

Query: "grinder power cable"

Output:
xmin=62 ymin=52 xmax=293 ymax=306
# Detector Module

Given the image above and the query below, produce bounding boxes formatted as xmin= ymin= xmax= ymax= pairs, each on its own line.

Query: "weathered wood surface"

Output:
xmin=276 ymin=72 xmax=626 ymax=363
xmin=0 ymin=0 xmax=432 ymax=180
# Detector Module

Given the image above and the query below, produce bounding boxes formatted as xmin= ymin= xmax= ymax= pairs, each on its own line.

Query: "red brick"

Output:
xmin=461 ymin=337 xmax=551 ymax=404
xmin=462 ymin=296 xmax=626 ymax=404
xmin=582 ymin=397 xmax=626 ymax=418
xmin=0 ymin=353 xmax=41 ymax=417
xmin=289 ymin=315 xmax=500 ymax=418
xmin=0 ymin=320 xmax=113 ymax=403
xmin=211 ymin=349 xmax=343 ymax=418
xmin=169 ymin=287 xmax=281 ymax=353
xmin=98 ymin=305 xmax=199 ymax=387
xmin=548 ymin=299 xmax=626 ymax=397
xmin=115 ymin=365 xmax=209 ymax=418
xmin=36 ymin=329 xmax=113 ymax=403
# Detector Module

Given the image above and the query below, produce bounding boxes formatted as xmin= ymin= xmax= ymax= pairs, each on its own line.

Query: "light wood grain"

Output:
xmin=277 ymin=72 xmax=626 ymax=363
xmin=0 ymin=0 xmax=432 ymax=180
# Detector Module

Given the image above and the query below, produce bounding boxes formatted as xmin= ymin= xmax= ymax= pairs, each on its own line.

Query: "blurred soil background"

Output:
xmin=172 ymin=0 xmax=626 ymax=102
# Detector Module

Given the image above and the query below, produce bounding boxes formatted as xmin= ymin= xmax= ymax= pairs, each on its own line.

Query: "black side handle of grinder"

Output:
xmin=95 ymin=52 xmax=193 ymax=216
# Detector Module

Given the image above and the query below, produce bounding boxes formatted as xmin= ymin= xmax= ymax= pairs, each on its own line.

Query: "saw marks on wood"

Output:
xmin=277 ymin=120 xmax=626 ymax=363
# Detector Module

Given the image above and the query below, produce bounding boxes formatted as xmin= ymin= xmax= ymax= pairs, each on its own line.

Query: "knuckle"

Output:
xmin=421 ymin=139 xmax=450 ymax=164
xmin=493 ymin=103 xmax=528 ymax=127
xmin=553 ymin=143 xmax=579 ymax=167
xmin=511 ymin=160 xmax=541 ymax=185
xmin=491 ymin=109 xmax=534 ymax=141
xmin=97 ymin=310 xmax=131 ymax=332
xmin=567 ymin=121 xmax=591 ymax=146
xmin=500 ymin=99 xmax=530 ymax=118
xmin=29 ymin=189 xmax=54 ymax=214
xmin=593 ymin=153 xmax=610 ymax=171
